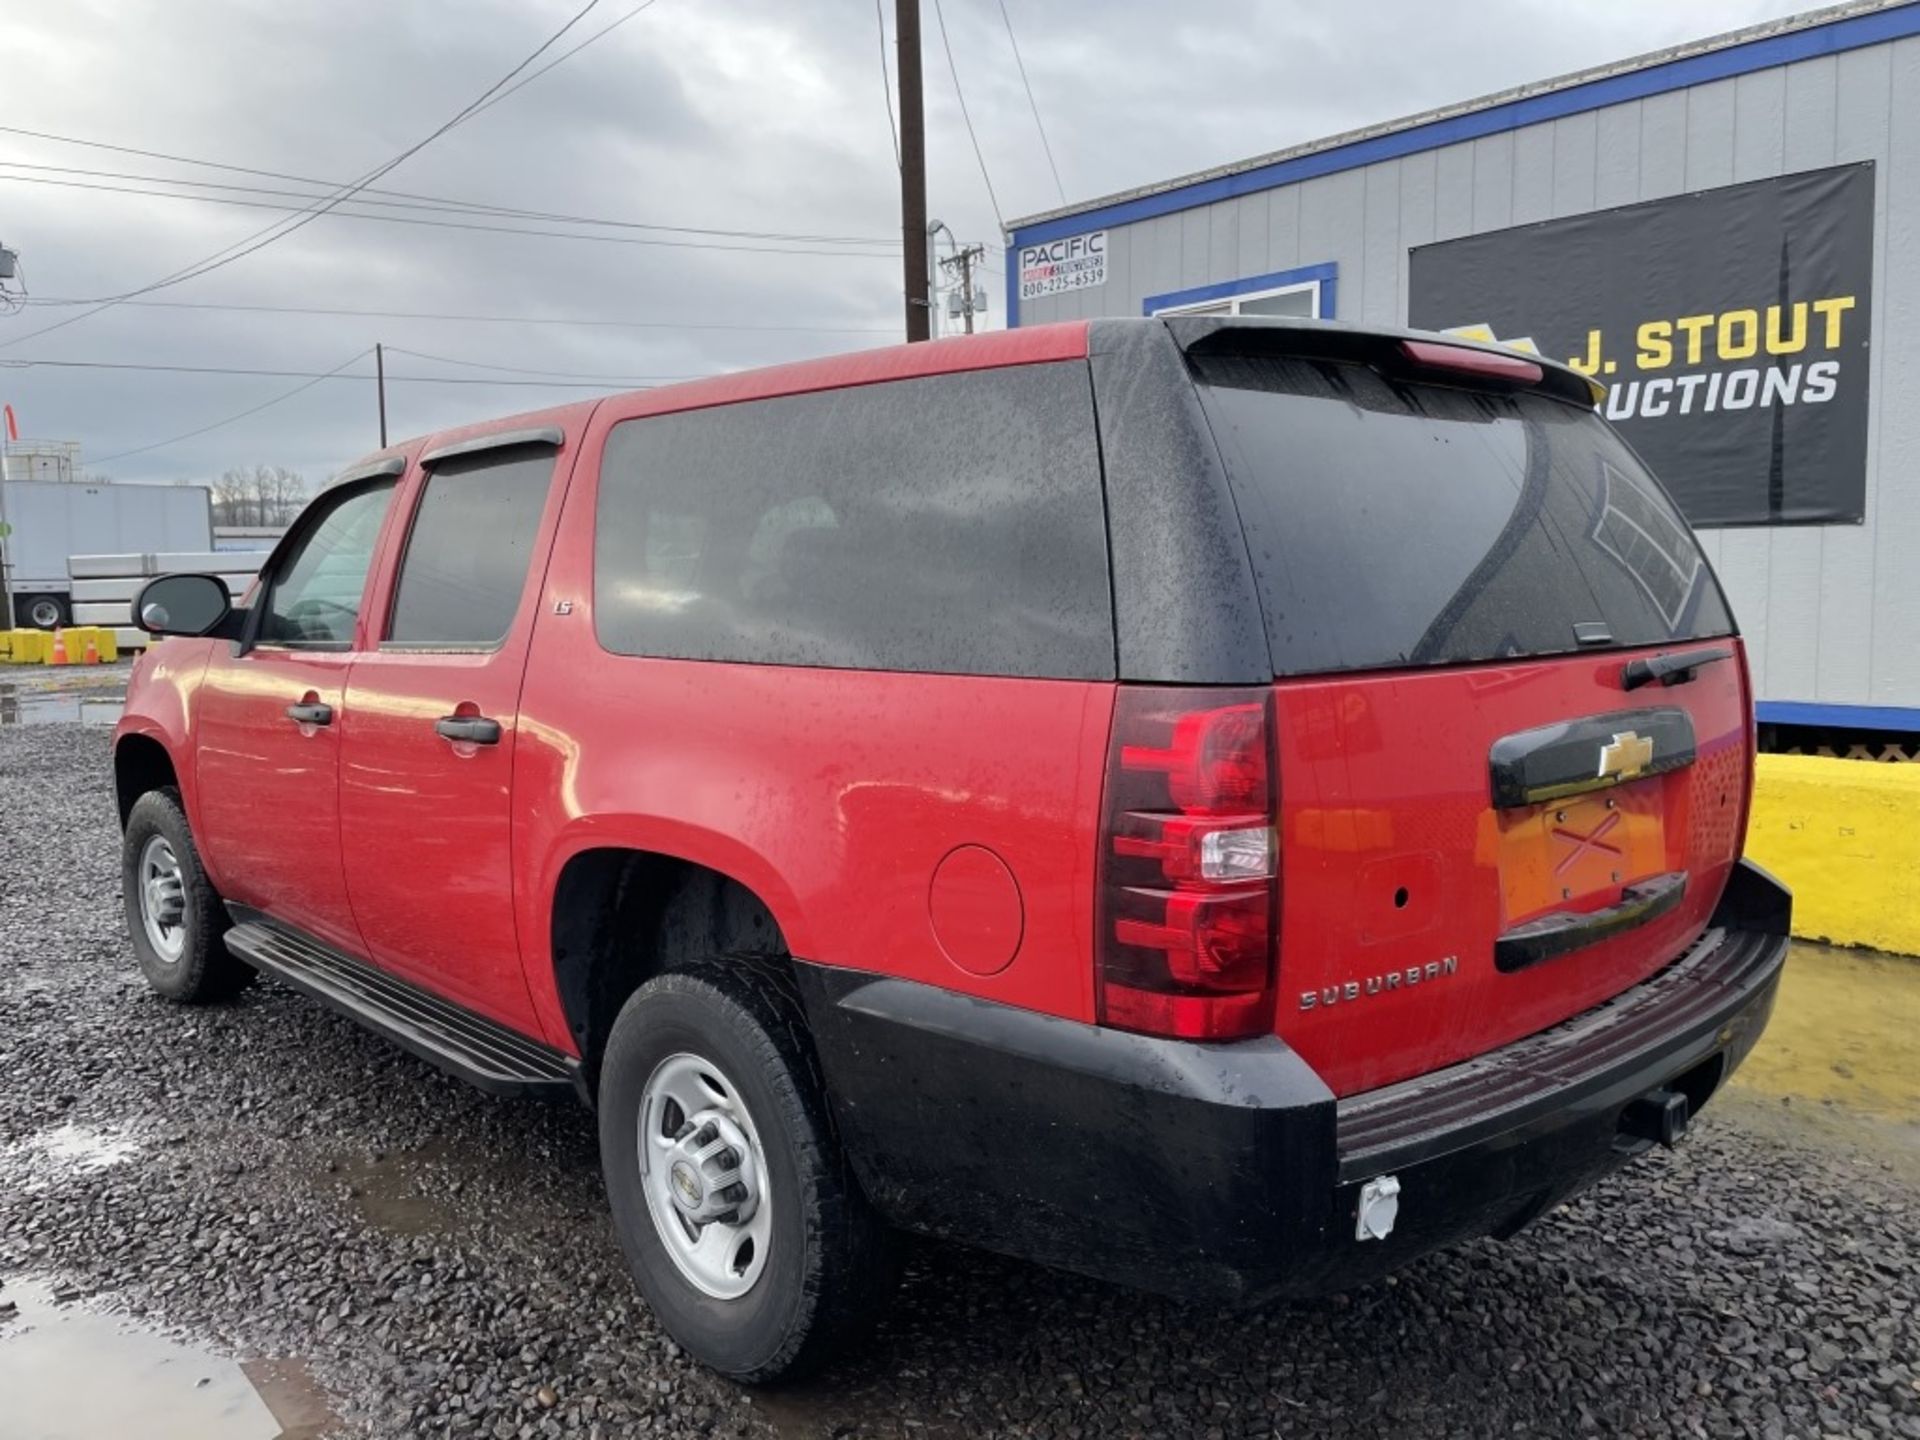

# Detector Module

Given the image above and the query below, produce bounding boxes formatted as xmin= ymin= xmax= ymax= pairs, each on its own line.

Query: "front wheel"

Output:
xmin=122 ymin=789 xmax=252 ymax=1002
xmin=598 ymin=965 xmax=895 ymax=1382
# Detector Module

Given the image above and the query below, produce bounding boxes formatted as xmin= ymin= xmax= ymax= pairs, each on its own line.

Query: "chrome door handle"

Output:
xmin=434 ymin=714 xmax=502 ymax=745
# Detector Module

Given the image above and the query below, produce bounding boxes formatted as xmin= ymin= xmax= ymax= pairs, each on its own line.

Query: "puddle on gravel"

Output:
xmin=1 ymin=1122 xmax=143 ymax=1195
xmin=0 ymin=689 xmax=123 ymax=725
xmin=1733 ymin=941 xmax=1920 ymax=1119
xmin=0 ymin=670 xmax=130 ymax=726
xmin=319 ymin=1144 xmax=466 ymax=1236
xmin=0 ymin=1275 xmax=334 ymax=1440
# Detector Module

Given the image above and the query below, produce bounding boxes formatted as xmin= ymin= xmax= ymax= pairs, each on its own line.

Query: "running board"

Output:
xmin=224 ymin=910 xmax=581 ymax=1100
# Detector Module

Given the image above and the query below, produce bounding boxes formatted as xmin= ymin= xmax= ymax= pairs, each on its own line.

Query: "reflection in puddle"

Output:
xmin=321 ymin=1144 xmax=464 ymax=1236
xmin=0 ymin=687 xmax=123 ymax=726
xmin=1 ymin=1122 xmax=142 ymax=1196
xmin=0 ymin=1275 xmax=332 ymax=1440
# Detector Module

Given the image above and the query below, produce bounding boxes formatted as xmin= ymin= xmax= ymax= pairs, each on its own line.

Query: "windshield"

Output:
xmin=1190 ymin=352 xmax=1735 ymax=677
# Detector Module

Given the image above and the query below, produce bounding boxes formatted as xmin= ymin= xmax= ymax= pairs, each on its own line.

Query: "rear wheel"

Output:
xmin=121 ymin=789 xmax=252 ymax=1002
xmin=597 ymin=965 xmax=894 ymax=1382
xmin=20 ymin=593 xmax=67 ymax=631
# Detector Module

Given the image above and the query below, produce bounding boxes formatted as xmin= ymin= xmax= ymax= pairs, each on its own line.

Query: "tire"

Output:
xmin=20 ymin=593 xmax=68 ymax=631
xmin=122 ymin=788 xmax=253 ymax=1002
xmin=598 ymin=964 xmax=895 ymax=1382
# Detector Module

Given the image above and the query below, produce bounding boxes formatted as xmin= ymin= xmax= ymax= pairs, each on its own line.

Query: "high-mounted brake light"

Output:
xmin=1097 ymin=687 xmax=1278 ymax=1041
xmin=1399 ymin=339 xmax=1544 ymax=387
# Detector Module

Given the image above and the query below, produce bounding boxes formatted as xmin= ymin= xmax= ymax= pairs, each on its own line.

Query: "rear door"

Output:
xmin=1187 ymin=339 xmax=1747 ymax=1096
xmin=338 ymin=433 xmax=572 ymax=1031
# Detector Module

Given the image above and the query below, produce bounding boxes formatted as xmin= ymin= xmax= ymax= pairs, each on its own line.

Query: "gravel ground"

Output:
xmin=3 ymin=708 xmax=1918 ymax=1439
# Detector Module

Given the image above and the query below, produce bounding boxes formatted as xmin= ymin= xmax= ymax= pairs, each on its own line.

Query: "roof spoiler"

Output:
xmin=1166 ymin=315 xmax=1604 ymax=408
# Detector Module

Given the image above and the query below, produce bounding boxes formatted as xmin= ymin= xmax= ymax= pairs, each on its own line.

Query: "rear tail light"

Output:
xmin=1097 ymin=686 xmax=1278 ymax=1041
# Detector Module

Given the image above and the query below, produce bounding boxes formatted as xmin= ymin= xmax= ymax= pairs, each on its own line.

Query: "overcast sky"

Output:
xmin=0 ymin=0 xmax=1816 ymax=487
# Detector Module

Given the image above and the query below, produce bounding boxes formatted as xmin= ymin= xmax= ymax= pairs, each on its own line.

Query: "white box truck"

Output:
xmin=0 ymin=478 xmax=213 ymax=629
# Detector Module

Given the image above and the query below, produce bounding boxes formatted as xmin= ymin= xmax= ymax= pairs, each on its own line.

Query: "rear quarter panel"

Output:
xmin=511 ymin=374 xmax=1115 ymax=1053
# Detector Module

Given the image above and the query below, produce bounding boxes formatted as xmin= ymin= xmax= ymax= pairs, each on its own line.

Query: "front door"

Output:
xmin=194 ymin=477 xmax=401 ymax=955
xmin=339 ymin=440 xmax=567 ymax=1032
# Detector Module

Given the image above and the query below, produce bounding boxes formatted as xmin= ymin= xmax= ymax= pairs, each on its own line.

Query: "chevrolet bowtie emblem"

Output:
xmin=1597 ymin=730 xmax=1655 ymax=782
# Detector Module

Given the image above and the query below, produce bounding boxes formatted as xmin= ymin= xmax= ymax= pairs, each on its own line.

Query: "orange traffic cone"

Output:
xmin=82 ymin=633 xmax=101 ymax=666
xmin=49 ymin=628 xmax=69 ymax=666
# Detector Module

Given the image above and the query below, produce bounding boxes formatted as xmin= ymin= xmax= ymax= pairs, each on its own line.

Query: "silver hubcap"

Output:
xmin=138 ymin=835 xmax=188 ymax=964
xmin=639 ymin=1053 xmax=771 ymax=1299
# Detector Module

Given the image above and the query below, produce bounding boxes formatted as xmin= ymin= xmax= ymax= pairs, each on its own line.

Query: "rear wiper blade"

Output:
xmin=1621 ymin=645 xmax=1733 ymax=691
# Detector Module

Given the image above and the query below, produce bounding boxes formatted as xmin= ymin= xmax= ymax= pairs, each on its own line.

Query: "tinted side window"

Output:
xmin=259 ymin=480 xmax=397 ymax=647
xmin=593 ymin=362 xmax=1113 ymax=679
xmin=387 ymin=451 xmax=555 ymax=647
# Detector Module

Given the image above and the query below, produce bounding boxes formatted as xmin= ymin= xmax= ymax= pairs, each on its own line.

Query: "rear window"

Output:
xmin=1190 ymin=353 xmax=1734 ymax=676
xmin=593 ymin=362 xmax=1113 ymax=679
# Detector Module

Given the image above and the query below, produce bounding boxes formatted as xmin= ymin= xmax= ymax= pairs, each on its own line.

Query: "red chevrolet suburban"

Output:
xmin=115 ymin=318 xmax=1790 ymax=1381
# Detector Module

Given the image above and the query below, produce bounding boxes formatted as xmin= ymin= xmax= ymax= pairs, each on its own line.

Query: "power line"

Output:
xmin=0 ymin=355 xmax=690 ymax=387
xmin=381 ymin=345 xmax=674 ymax=382
xmin=89 ymin=349 xmax=372 ymax=464
xmin=0 ymin=146 xmax=895 ymax=246
xmin=875 ymin=0 xmax=901 ymax=170
xmin=16 ymin=295 xmax=898 ymax=334
xmin=928 ymin=0 xmax=1004 ymax=232
xmin=0 ymin=0 xmax=613 ymax=348
xmin=996 ymin=0 xmax=1065 ymax=206
xmin=462 ymin=0 xmax=663 ymax=122
xmin=0 ymin=173 xmax=900 ymax=259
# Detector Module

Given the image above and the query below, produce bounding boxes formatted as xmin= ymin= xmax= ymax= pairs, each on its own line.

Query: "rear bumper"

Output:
xmin=797 ymin=859 xmax=1790 ymax=1304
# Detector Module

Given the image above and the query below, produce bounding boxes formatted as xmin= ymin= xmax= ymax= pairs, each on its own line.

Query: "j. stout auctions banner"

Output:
xmin=1409 ymin=163 xmax=1874 ymax=526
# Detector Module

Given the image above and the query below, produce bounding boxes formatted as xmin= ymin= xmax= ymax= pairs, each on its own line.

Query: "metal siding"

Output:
xmin=1235 ymin=193 xmax=1269 ymax=280
xmin=1209 ymin=203 xmax=1239 ymax=290
xmin=1684 ymin=78 xmax=1740 ymax=188
xmin=1299 ymin=170 xmax=1367 ymax=319
xmin=1362 ymin=161 xmax=1403 ymax=324
xmin=1397 ymin=150 xmax=1439 ymax=320
xmin=1551 ymin=112 xmax=1600 ymax=216
xmin=1820 ymin=43 xmax=1894 ymax=701
xmin=1639 ymin=90 xmax=1691 ymax=197
xmin=1594 ymin=103 xmax=1643 ymax=208
xmin=1180 ymin=206 xmax=1212 ymax=288
xmin=1511 ymin=124 xmax=1557 ymax=223
xmin=1432 ymin=142 xmax=1476 ymax=240
xmin=1038 ymin=34 xmax=1911 ymax=710
xmin=1470 ymin=132 xmax=1515 ymax=230
xmin=1870 ymin=36 xmax=1920 ymax=706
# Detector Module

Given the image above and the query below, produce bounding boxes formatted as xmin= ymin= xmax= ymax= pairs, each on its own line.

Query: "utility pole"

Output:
xmin=896 ymin=0 xmax=930 ymax=342
xmin=375 ymin=342 xmax=388 ymax=448
xmin=939 ymin=243 xmax=988 ymax=334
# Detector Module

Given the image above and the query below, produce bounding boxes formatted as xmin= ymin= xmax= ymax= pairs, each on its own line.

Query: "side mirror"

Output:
xmin=134 ymin=574 xmax=234 ymax=637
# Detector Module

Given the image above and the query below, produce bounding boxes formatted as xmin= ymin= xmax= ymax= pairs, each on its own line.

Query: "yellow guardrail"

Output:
xmin=1745 ymin=752 xmax=1920 ymax=957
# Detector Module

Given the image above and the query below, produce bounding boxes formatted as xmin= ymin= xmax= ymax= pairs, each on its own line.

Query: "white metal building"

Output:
xmin=1006 ymin=0 xmax=1920 ymax=737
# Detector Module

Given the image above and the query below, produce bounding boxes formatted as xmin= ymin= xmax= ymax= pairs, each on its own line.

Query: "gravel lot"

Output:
xmin=3 ymin=691 xmax=1918 ymax=1438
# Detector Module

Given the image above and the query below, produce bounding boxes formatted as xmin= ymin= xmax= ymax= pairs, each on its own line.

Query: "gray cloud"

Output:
xmin=0 ymin=0 xmax=1809 ymax=486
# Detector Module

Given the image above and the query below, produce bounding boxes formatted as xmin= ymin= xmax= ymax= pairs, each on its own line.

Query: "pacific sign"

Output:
xmin=1018 ymin=230 xmax=1107 ymax=302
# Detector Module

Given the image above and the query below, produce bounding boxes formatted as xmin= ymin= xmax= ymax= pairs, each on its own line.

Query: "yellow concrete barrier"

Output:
xmin=2 ymin=628 xmax=49 ymax=663
xmin=1746 ymin=753 xmax=1920 ymax=956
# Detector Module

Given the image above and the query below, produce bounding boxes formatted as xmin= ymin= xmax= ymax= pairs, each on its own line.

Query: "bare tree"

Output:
xmin=209 ymin=465 xmax=307 ymax=527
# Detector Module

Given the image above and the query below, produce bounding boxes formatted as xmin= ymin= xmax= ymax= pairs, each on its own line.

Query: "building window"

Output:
xmin=1143 ymin=261 xmax=1337 ymax=321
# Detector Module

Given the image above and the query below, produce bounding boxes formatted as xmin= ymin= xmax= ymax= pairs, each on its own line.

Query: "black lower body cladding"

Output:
xmin=795 ymin=860 xmax=1791 ymax=1305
